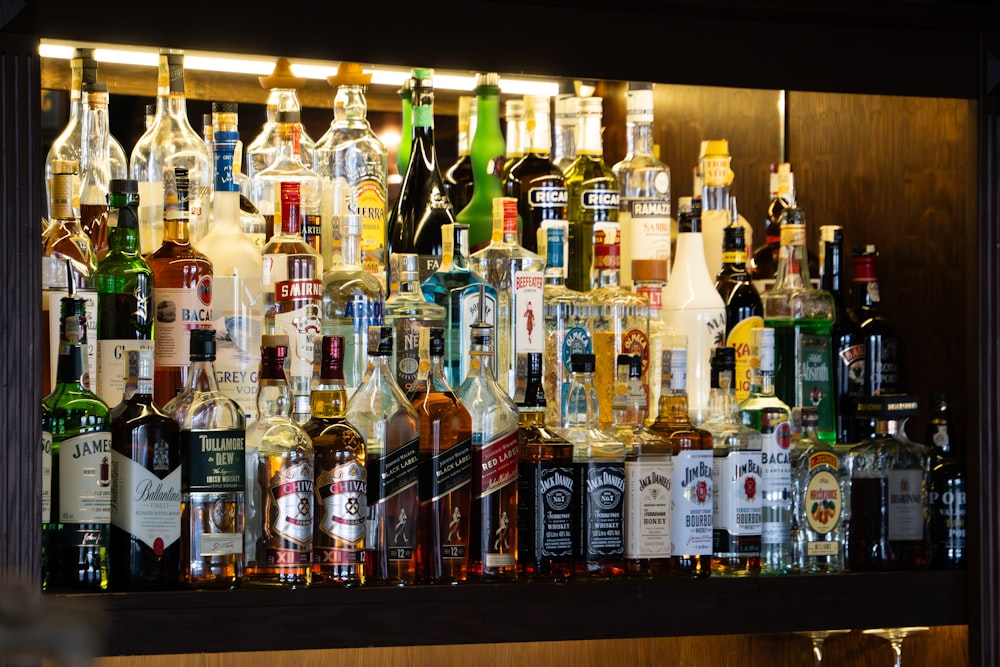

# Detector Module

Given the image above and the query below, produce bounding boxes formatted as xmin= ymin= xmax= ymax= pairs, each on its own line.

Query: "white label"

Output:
xmin=273 ymin=305 xmax=321 ymax=386
xmin=671 ymin=449 xmax=713 ymax=556
xmin=46 ymin=289 xmax=99 ymax=392
xmin=888 ymin=469 xmax=925 ymax=541
xmin=625 ymin=458 xmax=672 ymax=559
xmin=211 ymin=274 xmax=263 ymax=421
xmin=153 ymin=286 xmax=213 ymax=366
xmin=199 ymin=533 xmax=243 ymax=557
xmin=270 ymin=461 xmax=314 ymax=546
xmin=761 ymin=422 xmax=793 ymax=498
xmin=59 ymin=432 xmax=112 ymax=523
xmin=110 ymin=451 xmax=182 ymax=552
xmin=513 ymin=271 xmax=544 ymax=355
xmin=42 ymin=430 xmax=52 ymax=524
xmin=713 ymin=451 xmax=762 ymax=545
xmin=97 ymin=339 xmax=155 ymax=406
xmin=317 ymin=461 xmax=367 ymax=546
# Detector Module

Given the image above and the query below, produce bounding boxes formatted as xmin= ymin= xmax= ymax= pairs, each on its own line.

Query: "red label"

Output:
xmin=622 ymin=328 xmax=649 ymax=377
xmin=474 ymin=430 xmax=519 ymax=499
xmin=276 ymin=279 xmax=322 ymax=302
xmin=197 ymin=275 xmax=212 ymax=306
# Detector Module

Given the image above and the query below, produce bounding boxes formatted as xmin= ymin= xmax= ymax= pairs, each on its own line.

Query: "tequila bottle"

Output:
xmin=384 ymin=253 xmax=446 ymax=393
xmin=791 ymin=406 xmax=846 ymax=573
xmin=715 ymin=215 xmax=763 ymax=404
xmin=444 ymin=95 xmax=476 ymax=216
xmin=246 ymin=58 xmax=316 ymax=182
xmin=456 ymin=72 xmax=506 ymax=253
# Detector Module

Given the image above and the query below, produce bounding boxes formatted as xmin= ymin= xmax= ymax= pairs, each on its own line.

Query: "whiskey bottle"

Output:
xmin=926 ymin=392 xmax=966 ymax=569
xmin=715 ymin=215 xmax=763 ymax=404
xmin=384 ymin=254 xmax=446 ymax=394
xmin=78 ymin=81 xmax=112 ymax=260
xmin=457 ymin=73 xmax=506 ymax=253
xmin=246 ymin=58 xmax=316 ymax=182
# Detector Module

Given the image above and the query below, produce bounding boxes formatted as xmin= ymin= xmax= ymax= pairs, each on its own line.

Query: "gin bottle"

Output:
xmin=791 ymin=407 xmax=846 ymax=573
xmin=444 ymin=95 xmax=477 ymax=215
xmin=246 ymin=58 xmax=316 ymax=182
xmin=384 ymin=253 xmax=446 ymax=393
xmin=456 ymin=72 xmax=506 ymax=253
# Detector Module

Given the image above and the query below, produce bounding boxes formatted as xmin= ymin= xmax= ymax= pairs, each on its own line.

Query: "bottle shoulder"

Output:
xmin=248 ymin=416 xmax=312 ymax=455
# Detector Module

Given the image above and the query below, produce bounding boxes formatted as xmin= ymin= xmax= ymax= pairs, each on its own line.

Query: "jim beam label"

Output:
xmin=153 ymin=279 xmax=213 ymax=366
xmin=519 ymin=462 xmax=575 ymax=561
xmin=110 ymin=448 xmax=181 ymax=554
xmin=369 ymin=436 xmax=419 ymax=561
xmin=671 ymin=450 xmax=713 ymax=556
xmin=42 ymin=428 xmax=52 ymax=524
xmin=181 ymin=429 xmax=245 ymax=493
xmin=625 ymin=458 xmax=672 ymax=559
xmin=712 ymin=451 xmax=762 ymax=558
xmin=315 ymin=459 xmax=367 ymax=565
xmin=888 ymin=469 xmax=925 ymax=541
xmin=760 ymin=410 xmax=793 ymax=546
xmin=266 ymin=461 xmax=314 ymax=565
xmin=59 ymin=432 xmax=112 ymax=524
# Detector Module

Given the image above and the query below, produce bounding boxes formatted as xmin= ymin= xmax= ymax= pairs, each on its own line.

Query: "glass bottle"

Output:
xmin=147 ymin=167 xmax=213 ymax=408
xmin=261 ymin=181 xmax=324 ymax=424
xmin=408 ymin=327 xmax=473 ymax=584
xmin=42 ymin=290 xmax=111 ymax=591
xmin=502 ymin=98 xmax=527 ymax=180
xmin=386 ymin=68 xmax=456 ymax=288
xmin=457 ymin=319 xmax=520 ymax=581
xmin=207 ymin=103 xmax=265 ymax=251
xmin=320 ymin=215 xmax=386 ymax=395
xmin=303 ymin=335 xmax=367 ymax=586
xmin=396 ymin=76 xmax=413 ymax=178
xmin=699 ymin=140 xmax=754 ymax=281
xmin=662 ymin=197 xmax=727 ymax=425
xmin=564 ymin=96 xmax=619 ymax=293
xmin=551 ymin=92 xmax=577 ymax=173
xmin=823 ymin=227 xmax=864 ymax=444
xmin=164 ymin=328 xmax=246 ymax=588
xmin=198 ymin=120 xmax=265 ymax=422
xmin=78 ymin=81 xmax=112 ymax=260
xmin=926 ymin=392 xmax=966 ymax=569
xmin=384 ymin=253 xmax=446 ymax=394
xmin=703 ymin=346 xmax=762 ymax=577
xmin=504 ymin=94 xmax=566 ymax=254
xmin=95 ymin=181 xmax=154 ymax=406
xmin=314 ymin=62 xmax=388 ymax=284
xmin=762 ymin=205 xmax=837 ymax=443
xmin=444 ymin=95 xmax=477 ymax=216
xmin=345 ymin=326 xmax=421 ymax=585
xmin=130 ymin=48 xmax=212 ymax=253
xmin=633 ymin=258 xmax=675 ymax=424
xmin=614 ymin=82 xmax=672 ymax=290
xmin=245 ymin=58 xmax=316 ymax=182
xmin=456 ymin=72 xmax=506 ymax=254
xmin=245 ymin=335 xmax=314 ymax=588
xmin=108 ymin=349 xmax=181 ymax=590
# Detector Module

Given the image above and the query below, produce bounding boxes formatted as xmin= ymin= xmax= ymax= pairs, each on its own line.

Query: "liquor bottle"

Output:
xmin=42 ymin=161 xmax=98 ymax=398
xmin=314 ymin=62 xmax=388 ymax=282
xmin=95 ymin=182 xmax=154 ymax=406
xmin=739 ymin=326 xmax=794 ymax=575
xmin=502 ymin=98 xmax=527 ymax=180
xmin=250 ymin=109 xmax=323 ymax=250
xmin=303 ymin=335 xmax=367 ymax=586
xmin=345 ymin=326 xmax=420 ymax=584
xmin=632 ymin=259 xmax=675 ymax=424
xmin=78 ymin=81 xmax=112 ymax=260
xmin=384 ymin=253 xmax=446 ymax=393
xmin=320 ymin=215 xmax=386 ymax=394
xmin=205 ymin=103 xmax=263 ymax=248
xmin=245 ymin=335 xmax=314 ymax=588
xmin=165 ymin=328 xmax=246 ymax=588
xmin=458 ymin=318 xmax=520 ymax=581
xmin=444 ymin=95 xmax=477 ymax=216
xmin=762 ymin=205 xmax=837 ymax=443
xmin=42 ymin=289 xmax=112 ymax=591
xmin=108 ymin=349 xmax=181 ymax=590
xmin=198 ymin=120 xmax=265 ymax=422
xmin=144 ymin=104 xmax=155 ymax=131
xmin=147 ymin=167 xmax=213 ymax=407
xmin=396 ymin=76 xmax=413 ymax=178
xmin=422 ymin=224 xmax=499 ymax=389
xmin=470 ymin=197 xmax=545 ymax=397
xmin=703 ymin=347 xmax=762 ymax=577
xmin=130 ymin=49 xmax=212 ymax=252
xmin=614 ymin=82 xmax=672 ymax=290
xmin=698 ymin=140 xmax=754 ymax=281
xmin=564 ymin=96 xmax=619 ymax=292
xmin=456 ymin=72 xmax=506 ymax=253
xmin=926 ymin=392 xmax=966 ymax=569
xmin=408 ymin=327 xmax=473 ymax=584
xmin=517 ymin=351 xmax=575 ymax=582
xmin=790 ymin=406 xmax=846 ymax=574
xmin=504 ymin=94 xmax=566 ymax=254
xmin=715 ymin=213 xmax=764 ymax=404
xmin=647 ymin=346 xmax=714 ymax=578
xmin=662 ymin=197 xmax=727 ymax=425
xmin=246 ymin=58 xmax=316 ymax=182
xmin=551 ymin=90 xmax=577 ymax=173
xmin=386 ymin=68 xmax=456 ymax=288
xmin=823 ymin=228 xmax=864 ymax=444
xmin=848 ymin=395 xmax=930 ymax=570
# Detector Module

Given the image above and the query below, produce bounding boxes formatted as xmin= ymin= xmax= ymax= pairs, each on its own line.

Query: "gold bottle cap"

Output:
xmin=259 ymin=57 xmax=306 ymax=90
xmin=327 ymin=62 xmax=371 ymax=88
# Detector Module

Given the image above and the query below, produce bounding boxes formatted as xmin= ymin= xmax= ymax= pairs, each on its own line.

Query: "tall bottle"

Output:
xmin=762 ymin=206 xmax=837 ymax=443
xmin=165 ymin=329 xmax=246 ymax=588
xmin=246 ymin=58 xmax=316 ymax=182
xmin=78 ymin=81 xmax=112 ymax=260
xmin=632 ymin=259 xmax=674 ymax=424
xmin=245 ymin=335 xmax=314 ymax=588
xmin=444 ymin=95 xmax=477 ymax=216
xmin=551 ymin=91 xmax=577 ymax=173
xmin=662 ymin=197 xmax=727 ymax=424
xmin=698 ymin=140 xmax=754 ymax=281
xmin=456 ymin=73 xmax=506 ymax=253
xmin=95 ymin=182 xmax=154 ymax=406
xmin=304 ymin=335 xmax=367 ymax=586
xmin=564 ymin=97 xmax=618 ymax=293
xmin=926 ymin=392 xmax=966 ymax=569
xmin=262 ymin=182 xmax=324 ymax=424
xmin=130 ymin=48 xmax=212 ymax=252
xmin=824 ymin=228 xmax=864 ymax=444
xmin=502 ymin=98 xmax=527 ymax=179
xmin=314 ymin=62 xmax=388 ymax=284
xmin=614 ymin=82 xmax=672 ymax=290
xmin=458 ymin=317 xmax=520 ymax=581
xmin=384 ymin=253 xmax=446 ymax=393
xmin=715 ymin=214 xmax=763 ymax=404
xmin=748 ymin=163 xmax=818 ymax=293
xmin=396 ymin=77 xmax=413 ymax=178
xmin=147 ymin=167 xmax=213 ymax=407
xmin=386 ymin=69 xmax=456 ymax=288
xmin=108 ymin=349 xmax=181 ymax=590
xmin=42 ymin=288 xmax=112 ymax=591
xmin=198 ymin=117 xmax=265 ymax=422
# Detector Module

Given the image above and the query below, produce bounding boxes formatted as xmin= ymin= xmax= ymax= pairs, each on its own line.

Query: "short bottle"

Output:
xmin=456 ymin=72 xmax=506 ymax=254
xmin=926 ymin=392 xmax=966 ymax=569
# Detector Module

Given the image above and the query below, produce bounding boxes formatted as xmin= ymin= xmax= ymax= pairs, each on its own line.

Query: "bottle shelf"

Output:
xmin=67 ymin=570 xmax=965 ymax=656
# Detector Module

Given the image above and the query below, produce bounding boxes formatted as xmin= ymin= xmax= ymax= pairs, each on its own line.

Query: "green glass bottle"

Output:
xmin=456 ymin=72 xmax=505 ymax=254
xmin=397 ymin=76 xmax=413 ymax=177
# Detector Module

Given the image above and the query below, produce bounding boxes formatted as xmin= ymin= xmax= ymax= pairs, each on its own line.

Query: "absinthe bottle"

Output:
xmin=456 ymin=72 xmax=506 ymax=254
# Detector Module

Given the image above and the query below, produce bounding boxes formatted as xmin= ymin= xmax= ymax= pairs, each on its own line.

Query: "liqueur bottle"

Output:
xmin=926 ymin=392 xmax=966 ymax=569
xmin=457 ymin=318 xmax=520 ymax=582
xmin=109 ymin=349 xmax=181 ymax=590
xmin=698 ymin=140 xmax=754 ymax=282
xmin=42 ymin=288 xmax=112 ymax=591
xmin=95 ymin=181 xmax=154 ymax=406
xmin=632 ymin=259 xmax=674 ymax=423
xmin=303 ymin=335 xmax=367 ymax=586
xmin=456 ymin=72 xmax=506 ymax=253
xmin=715 ymin=215 xmax=763 ymax=404
xmin=408 ymin=327 xmax=473 ymax=584
xmin=823 ymin=228 xmax=864 ymax=444
xmin=551 ymin=91 xmax=577 ymax=173
xmin=78 ymin=81 xmax=112 ymax=260
xmin=384 ymin=253 xmax=446 ymax=394
xmin=205 ymin=103 xmax=264 ymax=248
xmin=345 ymin=327 xmax=421 ymax=585
xmin=444 ymin=95 xmax=477 ymax=216
xmin=147 ymin=167 xmax=213 ymax=407
xmin=245 ymin=335 xmax=314 ymax=588
xmin=246 ymin=58 xmax=316 ymax=182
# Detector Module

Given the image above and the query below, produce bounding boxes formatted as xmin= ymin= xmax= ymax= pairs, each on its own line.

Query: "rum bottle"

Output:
xmin=456 ymin=72 xmax=506 ymax=253
xmin=384 ymin=253 xmax=446 ymax=393
xmin=444 ymin=95 xmax=476 ymax=216
xmin=926 ymin=392 xmax=966 ymax=569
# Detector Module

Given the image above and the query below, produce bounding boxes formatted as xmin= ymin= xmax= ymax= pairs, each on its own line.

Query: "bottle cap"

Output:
xmin=577 ymin=96 xmax=603 ymax=115
xmin=116 ymin=202 xmax=139 ymax=230
xmin=475 ymin=71 xmax=500 ymax=90
xmin=429 ymin=327 xmax=445 ymax=357
xmin=110 ymin=178 xmax=139 ymax=195
xmin=327 ymin=61 xmax=372 ymax=88
xmin=722 ymin=224 xmax=746 ymax=251
xmin=189 ymin=329 xmax=216 ymax=362
xmin=569 ymin=353 xmax=595 ymax=373
xmin=631 ymin=258 xmax=668 ymax=283
xmin=259 ymin=57 xmax=306 ymax=90
xmin=367 ymin=325 xmax=393 ymax=356
xmin=322 ymin=334 xmax=345 ymax=362
xmin=625 ymin=86 xmax=654 ymax=123
xmin=212 ymin=101 xmax=238 ymax=114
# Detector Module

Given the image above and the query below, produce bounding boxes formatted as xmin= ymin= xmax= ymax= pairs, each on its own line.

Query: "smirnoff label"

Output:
xmin=888 ymin=469 xmax=925 ymax=541
xmin=315 ymin=460 xmax=367 ymax=560
xmin=518 ymin=462 xmax=574 ymax=560
xmin=671 ymin=450 xmax=714 ymax=556
xmin=712 ymin=451 xmax=762 ymax=558
xmin=59 ymin=432 xmax=112 ymax=524
xmin=152 ymin=283 xmax=212 ymax=366
xmin=181 ymin=429 xmax=245 ymax=493
xmin=110 ymin=450 xmax=181 ymax=554
xmin=625 ymin=458 xmax=672 ymax=559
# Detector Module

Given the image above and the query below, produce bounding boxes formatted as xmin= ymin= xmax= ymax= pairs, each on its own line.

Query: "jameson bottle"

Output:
xmin=109 ymin=349 xmax=181 ymax=591
xmin=444 ymin=95 xmax=476 ymax=216
xmin=715 ymin=216 xmax=763 ymax=404
xmin=456 ymin=72 xmax=506 ymax=253
xmin=926 ymin=392 xmax=966 ymax=569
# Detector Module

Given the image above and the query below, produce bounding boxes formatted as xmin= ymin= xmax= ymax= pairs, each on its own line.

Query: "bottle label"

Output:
xmin=712 ymin=451 xmax=762 ymax=558
xmin=798 ymin=332 xmax=835 ymax=434
xmin=181 ymin=429 xmax=245 ymax=493
xmin=152 ymin=283 xmax=213 ymax=366
xmin=518 ymin=462 xmax=575 ymax=560
xmin=577 ymin=460 xmax=626 ymax=560
xmin=354 ymin=180 xmax=388 ymax=277
xmin=210 ymin=274 xmax=263 ymax=421
xmin=622 ymin=328 xmax=650 ymax=378
xmin=473 ymin=429 xmax=519 ymax=494
xmin=560 ymin=327 xmax=593 ymax=410
xmin=779 ymin=224 xmax=807 ymax=247
xmin=726 ymin=316 xmax=763 ymax=403
xmin=392 ymin=317 xmax=424 ymax=393
xmin=110 ymin=450 xmax=182 ymax=553
xmin=528 ymin=185 xmax=568 ymax=209
xmin=671 ymin=449 xmax=714 ymax=556
xmin=838 ymin=343 xmax=865 ymax=390
xmin=42 ymin=429 xmax=52 ymax=524
xmin=369 ymin=435 xmax=420 ymax=560
xmin=887 ymin=469 xmax=925 ymax=541
xmin=266 ymin=460 xmax=314 ymax=564
xmin=58 ymin=432 xmax=113 ymax=524
xmin=96 ymin=340 xmax=156 ymax=406
xmin=419 ymin=437 xmax=473 ymax=503
xmin=46 ymin=289 xmax=99 ymax=392
xmin=804 ymin=463 xmax=842 ymax=537
xmin=760 ymin=413 xmax=792 ymax=546
xmin=315 ymin=459 xmax=367 ymax=561
xmin=458 ymin=288 xmax=498 ymax=382
xmin=267 ymin=273 xmax=323 ymax=390
xmin=625 ymin=198 xmax=672 ymax=266
xmin=931 ymin=482 xmax=966 ymax=550
xmin=702 ymin=155 xmax=732 ymax=187
xmin=332 ymin=297 xmax=385 ymax=392
xmin=514 ymin=272 xmax=545 ymax=355
xmin=625 ymin=458 xmax=672 ymax=559
xmin=581 ymin=190 xmax=620 ymax=211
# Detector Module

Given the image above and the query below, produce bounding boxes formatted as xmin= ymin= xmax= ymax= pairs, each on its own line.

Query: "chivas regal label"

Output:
xmin=712 ymin=451 xmax=762 ymax=558
xmin=671 ymin=450 xmax=713 ymax=556
xmin=59 ymin=432 xmax=112 ymax=524
xmin=266 ymin=461 xmax=314 ymax=565
xmin=315 ymin=459 xmax=367 ymax=563
xmin=625 ymin=458 xmax=672 ymax=559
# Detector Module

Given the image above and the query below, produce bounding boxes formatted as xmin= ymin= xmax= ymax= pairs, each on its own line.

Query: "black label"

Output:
xmin=181 ymin=429 xmax=245 ymax=493
xmin=576 ymin=461 xmax=625 ymax=560
xmin=518 ymin=461 xmax=575 ymax=561
xmin=369 ymin=436 xmax=420 ymax=504
xmin=419 ymin=436 xmax=472 ymax=503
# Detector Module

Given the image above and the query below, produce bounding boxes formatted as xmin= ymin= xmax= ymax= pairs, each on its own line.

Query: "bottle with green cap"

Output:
xmin=456 ymin=72 xmax=506 ymax=254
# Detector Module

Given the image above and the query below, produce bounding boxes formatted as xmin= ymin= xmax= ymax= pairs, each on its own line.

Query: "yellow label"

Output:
xmin=355 ymin=180 xmax=387 ymax=275
xmin=721 ymin=250 xmax=745 ymax=265
xmin=727 ymin=316 xmax=763 ymax=403
xmin=805 ymin=470 xmax=842 ymax=535
xmin=779 ymin=224 xmax=806 ymax=247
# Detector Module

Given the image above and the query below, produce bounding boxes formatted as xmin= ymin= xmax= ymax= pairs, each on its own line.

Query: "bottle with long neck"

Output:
xmin=457 ymin=72 xmax=506 ymax=254
xmin=749 ymin=163 xmax=819 ymax=292
xmin=303 ymin=335 xmax=367 ymax=586
xmin=851 ymin=245 xmax=900 ymax=404
xmin=444 ymin=95 xmax=476 ymax=215
xmin=824 ymin=228 xmax=864 ymax=444
xmin=396 ymin=77 xmax=413 ymax=178
xmin=699 ymin=140 xmax=754 ymax=281
xmin=78 ymin=81 xmax=112 ymax=260
xmin=384 ymin=253 xmax=446 ymax=393
xmin=246 ymin=58 xmax=316 ymax=181
xmin=926 ymin=392 xmax=966 ymax=569
xmin=502 ymin=98 xmax=527 ymax=180
xmin=551 ymin=90 xmax=577 ymax=172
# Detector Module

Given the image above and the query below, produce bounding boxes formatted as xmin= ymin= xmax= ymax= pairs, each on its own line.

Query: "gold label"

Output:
xmin=779 ymin=224 xmax=807 ymax=247
xmin=805 ymin=469 xmax=841 ymax=535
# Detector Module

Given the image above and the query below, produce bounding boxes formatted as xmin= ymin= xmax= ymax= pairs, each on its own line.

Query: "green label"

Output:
xmin=799 ymin=333 xmax=835 ymax=434
xmin=181 ymin=429 xmax=245 ymax=493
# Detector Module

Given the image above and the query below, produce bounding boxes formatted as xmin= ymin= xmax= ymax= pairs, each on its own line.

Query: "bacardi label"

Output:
xmin=518 ymin=462 xmax=575 ymax=561
xmin=671 ymin=450 xmax=713 ymax=556
xmin=761 ymin=411 xmax=792 ymax=545
xmin=181 ymin=429 xmax=245 ymax=493
xmin=59 ymin=432 xmax=112 ymax=524
xmin=712 ymin=451 xmax=762 ymax=558
xmin=888 ymin=469 xmax=925 ymax=541
xmin=266 ymin=461 xmax=314 ymax=565
xmin=577 ymin=461 xmax=626 ymax=560
xmin=625 ymin=458 xmax=672 ymax=559
xmin=110 ymin=450 xmax=181 ymax=554
xmin=315 ymin=460 xmax=367 ymax=564
xmin=153 ymin=282 xmax=212 ymax=366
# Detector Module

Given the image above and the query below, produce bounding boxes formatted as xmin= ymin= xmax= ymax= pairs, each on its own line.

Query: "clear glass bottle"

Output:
xmin=207 ymin=102 xmax=265 ymax=250
xmin=78 ymin=81 xmax=112 ymax=260
xmin=632 ymin=258 xmax=675 ymax=424
xmin=926 ymin=392 xmax=966 ymax=569
xmin=502 ymin=97 xmax=527 ymax=180
xmin=456 ymin=72 xmax=506 ymax=254
xmin=345 ymin=326 xmax=421 ymax=585
xmin=164 ymin=328 xmax=246 ymax=589
xmin=551 ymin=91 xmax=577 ymax=173
xmin=246 ymin=58 xmax=316 ymax=182
xmin=245 ymin=335 xmax=314 ymax=588
xmin=444 ymin=95 xmax=477 ymax=216
xmin=384 ymin=253 xmax=446 ymax=394
xmin=698 ymin=140 xmax=754 ymax=281
xmin=408 ymin=327 xmax=473 ymax=584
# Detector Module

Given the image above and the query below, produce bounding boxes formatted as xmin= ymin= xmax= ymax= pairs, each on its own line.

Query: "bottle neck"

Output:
xmin=336 ymin=85 xmax=370 ymax=122
xmin=627 ymin=120 xmax=655 ymax=157
xmin=526 ymin=110 xmax=552 ymax=155
xmin=774 ymin=220 xmax=812 ymax=289
xmin=576 ymin=112 xmax=603 ymax=156
xmin=187 ymin=358 xmax=221 ymax=393
xmin=750 ymin=369 xmax=776 ymax=397
xmin=311 ymin=362 xmax=349 ymax=419
xmin=79 ymin=92 xmax=110 ymax=202
xmin=107 ymin=225 xmax=141 ymax=254
xmin=265 ymin=89 xmax=302 ymax=121
xmin=505 ymin=113 xmax=525 ymax=159
xmin=55 ymin=341 xmax=84 ymax=386
xmin=257 ymin=374 xmax=293 ymax=420
xmin=562 ymin=370 xmax=598 ymax=429
xmin=341 ymin=230 xmax=363 ymax=267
